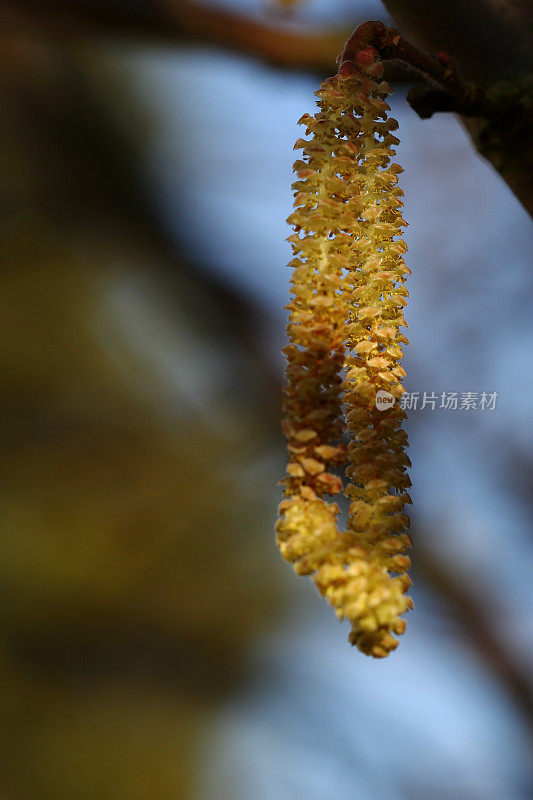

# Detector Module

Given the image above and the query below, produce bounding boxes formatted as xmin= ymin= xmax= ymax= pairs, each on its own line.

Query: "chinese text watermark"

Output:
xmin=375 ymin=390 xmax=498 ymax=411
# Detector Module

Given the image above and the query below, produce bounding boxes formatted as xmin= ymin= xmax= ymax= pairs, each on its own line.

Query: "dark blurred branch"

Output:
xmin=415 ymin=546 xmax=533 ymax=739
xmin=378 ymin=1 xmax=533 ymax=216
xmin=1 ymin=0 xmax=348 ymax=71
xmin=3 ymin=2 xmax=531 ymax=211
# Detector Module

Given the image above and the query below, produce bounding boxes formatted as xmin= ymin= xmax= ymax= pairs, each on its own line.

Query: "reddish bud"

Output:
xmin=365 ymin=61 xmax=384 ymax=78
xmin=355 ymin=47 xmax=378 ymax=66
xmin=338 ymin=59 xmax=358 ymax=78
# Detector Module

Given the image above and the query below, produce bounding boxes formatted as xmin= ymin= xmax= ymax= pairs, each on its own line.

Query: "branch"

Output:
xmin=1 ymin=0 xmax=348 ymax=72
xmin=339 ymin=20 xmax=498 ymax=119
xmin=379 ymin=0 xmax=532 ymax=88
xmin=4 ymin=4 xmax=531 ymax=211
xmin=338 ymin=20 xmax=533 ymax=217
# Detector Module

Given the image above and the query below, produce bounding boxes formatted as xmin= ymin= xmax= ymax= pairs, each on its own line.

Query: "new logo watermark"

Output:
xmin=375 ymin=391 xmax=499 ymax=411
xmin=375 ymin=390 xmax=395 ymax=411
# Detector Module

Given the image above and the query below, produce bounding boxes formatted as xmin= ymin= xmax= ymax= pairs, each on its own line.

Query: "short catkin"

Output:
xmin=276 ymin=48 xmax=413 ymax=658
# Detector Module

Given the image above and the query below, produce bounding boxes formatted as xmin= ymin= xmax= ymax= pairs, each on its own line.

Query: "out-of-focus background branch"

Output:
xmin=3 ymin=0 xmax=532 ymax=214
xmin=0 ymin=2 xmax=532 ymax=799
xmin=1 ymin=0 xmax=347 ymax=70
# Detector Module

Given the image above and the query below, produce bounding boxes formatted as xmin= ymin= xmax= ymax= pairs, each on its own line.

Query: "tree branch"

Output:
xmin=1 ymin=0 xmax=348 ymax=72
xmin=3 ymin=3 xmax=531 ymax=212
xmin=379 ymin=0 xmax=532 ymax=88
xmin=338 ymin=20 xmax=533 ymax=217
xmin=339 ymin=21 xmax=506 ymax=119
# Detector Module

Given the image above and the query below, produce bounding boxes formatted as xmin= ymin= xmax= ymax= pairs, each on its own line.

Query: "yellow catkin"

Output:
xmin=276 ymin=50 xmax=413 ymax=658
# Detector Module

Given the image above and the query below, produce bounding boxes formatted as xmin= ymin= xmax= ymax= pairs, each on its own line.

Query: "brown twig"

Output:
xmin=338 ymin=20 xmax=497 ymax=119
xmin=337 ymin=21 xmax=533 ymax=218
xmin=0 ymin=0 xmax=349 ymax=73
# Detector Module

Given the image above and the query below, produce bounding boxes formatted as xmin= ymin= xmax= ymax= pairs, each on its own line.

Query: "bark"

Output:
xmin=380 ymin=0 xmax=533 ymax=215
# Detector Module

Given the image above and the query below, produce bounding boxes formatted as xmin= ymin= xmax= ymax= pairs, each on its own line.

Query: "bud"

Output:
xmin=365 ymin=61 xmax=384 ymax=78
xmin=338 ymin=59 xmax=358 ymax=78
xmin=355 ymin=46 xmax=378 ymax=66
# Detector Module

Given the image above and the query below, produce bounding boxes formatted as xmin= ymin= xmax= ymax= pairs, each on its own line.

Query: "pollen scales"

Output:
xmin=276 ymin=48 xmax=413 ymax=658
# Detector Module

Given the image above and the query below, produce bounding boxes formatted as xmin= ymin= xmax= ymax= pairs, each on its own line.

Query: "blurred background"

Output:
xmin=0 ymin=1 xmax=532 ymax=798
